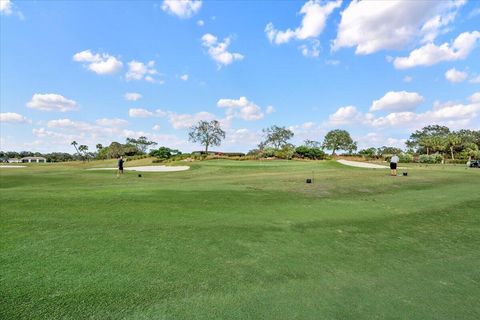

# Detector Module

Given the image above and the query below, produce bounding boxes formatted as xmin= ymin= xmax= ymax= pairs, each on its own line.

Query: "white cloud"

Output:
xmin=327 ymin=105 xmax=362 ymax=125
xmin=95 ymin=118 xmax=128 ymax=127
xmin=161 ymin=0 xmax=202 ymax=19
xmin=265 ymin=0 xmax=341 ymax=45
xmin=27 ymin=93 xmax=77 ymax=112
xmin=152 ymin=124 xmax=161 ymax=131
xmin=180 ymin=74 xmax=189 ymax=81
xmin=124 ymin=92 xmax=142 ymax=101
xmin=197 ymin=19 xmax=204 ymax=26
xmin=128 ymin=108 xmax=166 ymax=118
xmin=217 ymin=96 xmax=265 ymax=121
xmin=0 ymin=112 xmax=30 ymax=124
xmin=470 ymin=75 xmax=480 ymax=83
xmin=201 ymin=33 xmax=244 ymax=67
xmin=0 ymin=0 xmax=12 ymax=15
xmin=126 ymin=60 xmax=159 ymax=82
xmin=333 ymin=0 xmax=465 ymax=54
xmin=470 ymin=92 xmax=480 ymax=103
xmin=393 ymin=31 xmax=480 ymax=69
xmin=266 ymin=105 xmax=275 ymax=114
xmin=403 ymin=76 xmax=413 ymax=82
xmin=168 ymin=111 xmax=216 ymax=129
xmin=73 ymin=50 xmax=123 ymax=75
xmin=445 ymin=68 xmax=468 ymax=83
xmin=370 ymin=91 xmax=424 ymax=112
xmin=355 ymin=132 xmax=407 ymax=150
xmin=300 ymin=39 xmax=320 ymax=57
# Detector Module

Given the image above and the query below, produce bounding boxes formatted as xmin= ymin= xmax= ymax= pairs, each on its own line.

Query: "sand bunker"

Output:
xmin=337 ymin=159 xmax=389 ymax=169
xmin=0 ymin=165 xmax=27 ymax=168
xmin=88 ymin=165 xmax=190 ymax=172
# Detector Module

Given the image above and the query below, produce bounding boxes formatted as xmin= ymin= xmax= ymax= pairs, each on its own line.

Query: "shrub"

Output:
xmin=398 ymin=153 xmax=413 ymax=163
xmin=274 ymin=145 xmax=295 ymax=160
xmin=295 ymin=146 xmax=326 ymax=160
xmin=418 ymin=154 xmax=443 ymax=164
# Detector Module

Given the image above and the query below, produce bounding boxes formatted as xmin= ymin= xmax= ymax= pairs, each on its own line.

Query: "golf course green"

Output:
xmin=1 ymin=159 xmax=479 ymax=319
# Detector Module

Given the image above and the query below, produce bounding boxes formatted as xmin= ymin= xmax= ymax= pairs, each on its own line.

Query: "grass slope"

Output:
xmin=1 ymin=160 xmax=479 ymax=319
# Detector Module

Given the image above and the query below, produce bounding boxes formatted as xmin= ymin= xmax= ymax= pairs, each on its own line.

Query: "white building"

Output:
xmin=8 ymin=158 xmax=22 ymax=163
xmin=21 ymin=157 xmax=47 ymax=163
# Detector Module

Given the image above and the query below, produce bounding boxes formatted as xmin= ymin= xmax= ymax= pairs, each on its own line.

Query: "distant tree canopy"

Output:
xmin=406 ymin=125 xmax=480 ymax=159
xmin=188 ymin=120 xmax=226 ymax=153
xmin=322 ymin=129 xmax=356 ymax=155
xmin=259 ymin=125 xmax=294 ymax=149
xmin=97 ymin=142 xmax=141 ymax=159
xmin=377 ymin=146 xmax=403 ymax=156
xmin=126 ymin=136 xmax=157 ymax=154
xmin=149 ymin=147 xmax=181 ymax=160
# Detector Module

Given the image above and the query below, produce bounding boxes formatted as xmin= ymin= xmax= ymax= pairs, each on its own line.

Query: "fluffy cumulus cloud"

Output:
xmin=325 ymin=92 xmax=479 ymax=130
xmin=333 ymin=0 xmax=465 ymax=54
xmin=217 ymin=96 xmax=265 ymax=121
xmin=0 ymin=112 xmax=30 ymax=124
xmin=73 ymin=50 xmax=123 ymax=75
xmin=124 ymin=92 xmax=142 ymax=101
xmin=265 ymin=0 xmax=341 ymax=46
xmin=161 ymin=0 xmax=202 ymax=19
xmin=470 ymin=92 xmax=480 ymax=103
xmin=327 ymin=105 xmax=363 ymax=125
xmin=168 ymin=111 xmax=216 ymax=129
xmin=201 ymin=33 xmax=244 ymax=67
xmin=128 ymin=108 xmax=166 ymax=118
xmin=393 ymin=31 xmax=480 ymax=69
xmin=370 ymin=91 xmax=424 ymax=112
xmin=0 ymin=0 xmax=12 ymax=15
xmin=27 ymin=93 xmax=77 ymax=112
xmin=125 ymin=60 xmax=159 ymax=82
xmin=445 ymin=68 xmax=468 ymax=83
xmin=95 ymin=118 xmax=128 ymax=127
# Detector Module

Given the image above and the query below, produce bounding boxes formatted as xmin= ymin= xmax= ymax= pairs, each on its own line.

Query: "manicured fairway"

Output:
xmin=1 ymin=159 xmax=479 ymax=319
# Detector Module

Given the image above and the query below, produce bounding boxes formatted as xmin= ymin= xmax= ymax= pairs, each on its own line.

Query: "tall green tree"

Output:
xmin=188 ymin=120 xmax=226 ymax=153
xmin=259 ymin=125 xmax=294 ymax=149
xmin=447 ymin=133 xmax=462 ymax=160
xmin=406 ymin=125 xmax=450 ymax=153
xmin=322 ymin=129 xmax=355 ymax=156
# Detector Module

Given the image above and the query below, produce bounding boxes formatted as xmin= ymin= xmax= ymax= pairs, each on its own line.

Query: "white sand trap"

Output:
xmin=337 ymin=159 xmax=389 ymax=169
xmin=0 ymin=165 xmax=27 ymax=168
xmin=88 ymin=165 xmax=190 ymax=172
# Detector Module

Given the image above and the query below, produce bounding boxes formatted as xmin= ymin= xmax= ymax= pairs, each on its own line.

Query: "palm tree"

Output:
xmin=419 ymin=136 xmax=432 ymax=155
xmin=71 ymin=141 xmax=80 ymax=157
xmin=78 ymin=145 xmax=89 ymax=161
xmin=430 ymin=136 xmax=447 ymax=155
xmin=96 ymin=143 xmax=103 ymax=152
xmin=447 ymin=133 xmax=462 ymax=160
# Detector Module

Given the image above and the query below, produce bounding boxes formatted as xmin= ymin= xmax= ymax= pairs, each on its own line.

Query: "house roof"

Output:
xmin=21 ymin=156 xmax=46 ymax=160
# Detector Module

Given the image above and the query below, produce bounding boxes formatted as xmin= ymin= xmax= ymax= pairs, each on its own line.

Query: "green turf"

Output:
xmin=1 ymin=159 xmax=479 ymax=319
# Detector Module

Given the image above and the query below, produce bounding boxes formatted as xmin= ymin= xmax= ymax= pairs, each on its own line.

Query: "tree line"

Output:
xmin=1 ymin=121 xmax=478 ymax=163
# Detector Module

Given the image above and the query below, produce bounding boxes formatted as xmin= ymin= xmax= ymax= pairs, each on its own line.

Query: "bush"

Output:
xmin=274 ymin=145 xmax=295 ymax=160
xmin=418 ymin=154 xmax=443 ymax=164
xmin=398 ymin=153 xmax=413 ymax=163
xmin=295 ymin=146 xmax=326 ymax=160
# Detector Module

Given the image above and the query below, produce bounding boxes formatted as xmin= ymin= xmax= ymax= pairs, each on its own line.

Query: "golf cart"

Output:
xmin=469 ymin=159 xmax=480 ymax=168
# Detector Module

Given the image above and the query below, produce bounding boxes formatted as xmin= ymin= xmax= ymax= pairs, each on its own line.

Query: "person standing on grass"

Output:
xmin=390 ymin=154 xmax=399 ymax=176
xmin=117 ymin=156 xmax=124 ymax=177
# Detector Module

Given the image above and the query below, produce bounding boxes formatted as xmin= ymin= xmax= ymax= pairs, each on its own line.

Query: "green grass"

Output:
xmin=1 ymin=159 xmax=479 ymax=319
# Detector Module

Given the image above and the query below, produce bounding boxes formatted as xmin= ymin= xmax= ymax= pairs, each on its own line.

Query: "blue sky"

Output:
xmin=1 ymin=0 xmax=479 ymax=153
